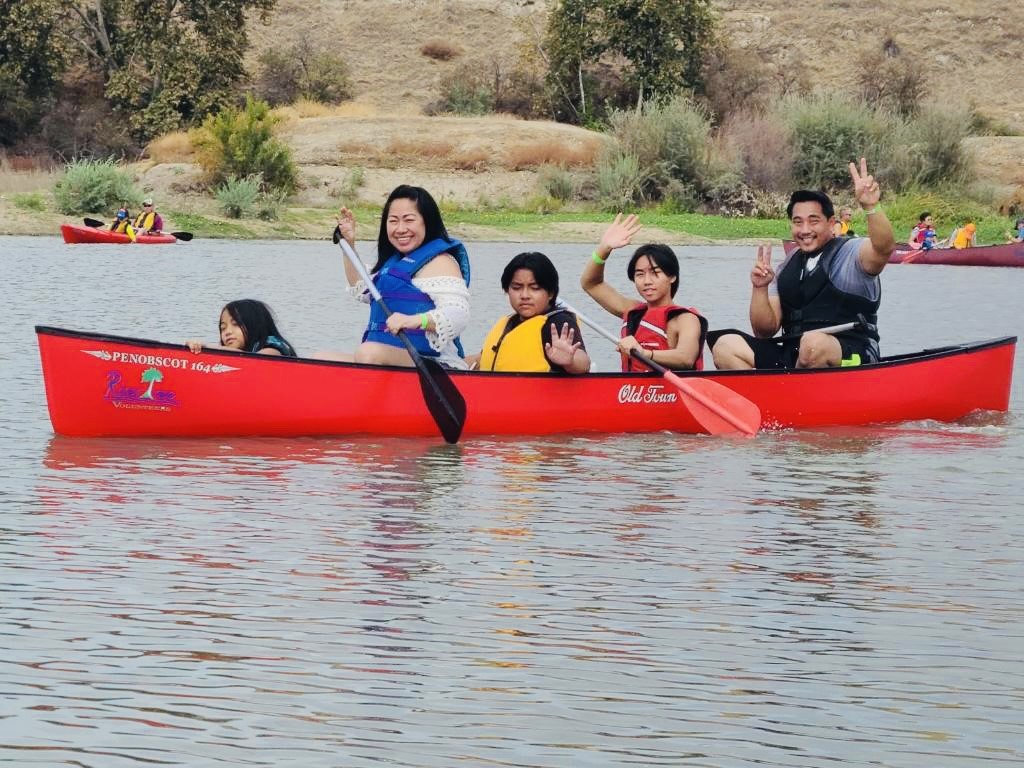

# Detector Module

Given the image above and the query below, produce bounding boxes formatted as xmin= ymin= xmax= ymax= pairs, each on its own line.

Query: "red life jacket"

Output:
xmin=620 ymin=302 xmax=707 ymax=372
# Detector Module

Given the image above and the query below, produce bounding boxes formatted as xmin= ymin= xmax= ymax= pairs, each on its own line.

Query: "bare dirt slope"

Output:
xmin=250 ymin=0 xmax=1023 ymax=130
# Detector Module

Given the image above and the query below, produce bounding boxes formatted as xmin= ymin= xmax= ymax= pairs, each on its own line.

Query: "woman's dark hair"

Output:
xmin=500 ymin=251 xmax=560 ymax=303
xmin=374 ymin=185 xmax=451 ymax=273
xmin=627 ymin=244 xmax=680 ymax=297
xmin=918 ymin=211 xmax=931 ymax=222
xmin=787 ymin=190 xmax=835 ymax=219
xmin=221 ymin=299 xmax=291 ymax=352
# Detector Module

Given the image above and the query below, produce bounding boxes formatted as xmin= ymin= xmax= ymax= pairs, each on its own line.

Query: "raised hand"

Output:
xmin=598 ymin=213 xmax=642 ymax=255
xmin=336 ymin=206 xmax=356 ymax=246
xmin=750 ymin=243 xmax=774 ymax=288
xmin=544 ymin=322 xmax=582 ymax=366
xmin=849 ymin=157 xmax=880 ymax=209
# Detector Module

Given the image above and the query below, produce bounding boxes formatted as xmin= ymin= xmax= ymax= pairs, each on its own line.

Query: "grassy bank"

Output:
xmin=3 ymin=190 xmax=1017 ymax=246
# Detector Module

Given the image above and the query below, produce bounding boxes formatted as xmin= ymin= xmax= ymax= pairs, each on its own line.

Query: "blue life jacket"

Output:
xmin=363 ymin=238 xmax=470 ymax=357
xmin=250 ymin=334 xmax=296 ymax=357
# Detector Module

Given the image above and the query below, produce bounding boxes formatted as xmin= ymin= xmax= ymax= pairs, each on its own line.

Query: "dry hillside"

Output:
xmin=249 ymin=0 xmax=1023 ymax=130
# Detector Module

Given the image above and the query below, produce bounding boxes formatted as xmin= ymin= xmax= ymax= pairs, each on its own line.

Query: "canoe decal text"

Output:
xmin=105 ymin=369 xmax=180 ymax=411
xmin=82 ymin=348 xmax=238 ymax=374
xmin=618 ymin=384 xmax=678 ymax=404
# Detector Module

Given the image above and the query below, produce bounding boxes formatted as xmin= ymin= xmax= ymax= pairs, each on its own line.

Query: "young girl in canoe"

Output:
xmin=320 ymin=184 xmax=471 ymax=369
xmin=186 ymin=299 xmax=296 ymax=356
xmin=469 ymin=251 xmax=591 ymax=373
xmin=580 ymin=214 xmax=707 ymax=371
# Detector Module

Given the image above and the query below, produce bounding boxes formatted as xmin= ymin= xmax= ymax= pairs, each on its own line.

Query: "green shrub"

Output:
xmin=53 ymin=158 xmax=141 ymax=215
xmin=596 ymin=151 xmax=648 ymax=210
xmin=537 ymin=164 xmax=576 ymax=201
xmin=193 ymin=96 xmax=298 ymax=195
xmin=12 ymin=191 xmax=47 ymax=212
xmin=778 ymin=93 xmax=887 ymax=190
xmin=255 ymin=190 xmax=287 ymax=221
xmin=215 ymin=175 xmax=259 ymax=219
xmin=253 ymin=42 xmax=352 ymax=107
xmin=432 ymin=64 xmax=494 ymax=115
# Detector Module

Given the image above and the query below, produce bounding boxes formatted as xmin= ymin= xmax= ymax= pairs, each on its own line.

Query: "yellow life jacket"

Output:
xmin=479 ymin=312 xmax=555 ymax=372
xmin=112 ymin=219 xmax=129 ymax=234
xmin=838 ymin=221 xmax=851 ymax=235
xmin=133 ymin=211 xmax=156 ymax=231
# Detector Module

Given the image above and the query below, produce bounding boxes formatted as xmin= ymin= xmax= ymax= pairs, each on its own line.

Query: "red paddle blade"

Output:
xmin=664 ymin=372 xmax=761 ymax=437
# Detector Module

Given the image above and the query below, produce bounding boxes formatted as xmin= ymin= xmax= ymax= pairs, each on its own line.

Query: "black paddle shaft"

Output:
xmin=374 ymin=295 xmax=467 ymax=444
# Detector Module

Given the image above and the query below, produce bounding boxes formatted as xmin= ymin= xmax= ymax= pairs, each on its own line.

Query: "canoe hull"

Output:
xmin=782 ymin=239 xmax=1024 ymax=267
xmin=35 ymin=327 xmax=1016 ymax=438
xmin=888 ymin=241 xmax=1024 ymax=266
xmin=60 ymin=223 xmax=177 ymax=245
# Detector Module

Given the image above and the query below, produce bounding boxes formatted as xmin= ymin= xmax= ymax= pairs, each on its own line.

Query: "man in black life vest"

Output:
xmin=712 ymin=157 xmax=896 ymax=370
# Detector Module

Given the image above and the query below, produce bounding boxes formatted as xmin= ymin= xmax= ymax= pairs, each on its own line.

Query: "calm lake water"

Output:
xmin=2 ymin=234 xmax=1023 ymax=767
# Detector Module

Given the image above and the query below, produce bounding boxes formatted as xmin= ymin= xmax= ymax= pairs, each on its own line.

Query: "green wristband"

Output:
xmin=592 ymin=250 xmax=607 ymax=265
xmin=419 ymin=313 xmax=430 ymax=330
xmin=863 ymin=206 xmax=881 ymax=215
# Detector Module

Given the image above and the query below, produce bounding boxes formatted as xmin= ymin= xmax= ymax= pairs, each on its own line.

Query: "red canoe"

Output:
xmin=35 ymin=326 xmax=1016 ymax=438
xmin=888 ymin=241 xmax=1024 ymax=266
xmin=783 ymin=239 xmax=1024 ymax=267
xmin=60 ymin=223 xmax=177 ymax=245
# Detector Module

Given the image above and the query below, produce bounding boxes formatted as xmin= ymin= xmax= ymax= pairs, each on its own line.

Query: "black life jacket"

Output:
xmin=776 ymin=236 xmax=880 ymax=344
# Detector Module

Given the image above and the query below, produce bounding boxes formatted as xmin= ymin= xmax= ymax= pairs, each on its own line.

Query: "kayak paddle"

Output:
xmin=82 ymin=217 xmax=193 ymax=241
xmin=335 ymin=235 xmax=467 ymax=444
xmin=561 ymin=301 xmax=761 ymax=438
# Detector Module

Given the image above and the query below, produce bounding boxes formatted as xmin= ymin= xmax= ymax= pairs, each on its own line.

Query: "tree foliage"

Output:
xmin=69 ymin=0 xmax=277 ymax=141
xmin=544 ymin=0 xmax=717 ymax=123
xmin=0 ymin=0 xmax=70 ymax=145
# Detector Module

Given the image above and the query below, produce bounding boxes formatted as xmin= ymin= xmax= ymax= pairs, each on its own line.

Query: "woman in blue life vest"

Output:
xmin=580 ymin=214 xmax=707 ymax=372
xmin=469 ymin=251 xmax=591 ymax=374
xmin=322 ymin=185 xmax=471 ymax=368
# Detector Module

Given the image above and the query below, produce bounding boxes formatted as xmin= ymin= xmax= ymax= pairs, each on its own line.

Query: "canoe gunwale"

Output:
xmin=32 ymin=324 xmax=1019 ymax=379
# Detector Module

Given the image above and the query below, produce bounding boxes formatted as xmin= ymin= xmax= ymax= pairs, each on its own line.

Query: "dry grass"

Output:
xmin=502 ymin=138 xmax=603 ymax=170
xmin=0 ymin=156 xmax=59 ymax=194
xmin=450 ymin=148 xmax=490 ymax=171
xmin=385 ymin=139 xmax=455 ymax=160
xmin=146 ymin=132 xmax=194 ymax=163
xmin=420 ymin=40 xmax=462 ymax=61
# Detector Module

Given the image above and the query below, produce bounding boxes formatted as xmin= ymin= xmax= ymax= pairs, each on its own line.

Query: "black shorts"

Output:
xmin=709 ymin=329 xmax=878 ymax=370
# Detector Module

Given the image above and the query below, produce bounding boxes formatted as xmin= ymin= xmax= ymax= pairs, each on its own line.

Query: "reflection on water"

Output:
xmin=3 ymin=238 xmax=1023 ymax=766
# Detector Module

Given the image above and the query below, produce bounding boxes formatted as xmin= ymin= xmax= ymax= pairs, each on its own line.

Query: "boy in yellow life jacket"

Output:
xmin=469 ymin=252 xmax=591 ymax=374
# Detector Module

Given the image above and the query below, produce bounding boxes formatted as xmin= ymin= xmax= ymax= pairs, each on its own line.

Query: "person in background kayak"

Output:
xmin=908 ymin=211 xmax=932 ymax=249
xmin=324 ymin=184 xmax=471 ymax=368
xmin=580 ymin=214 xmax=707 ymax=371
xmin=131 ymin=198 xmax=163 ymax=235
xmin=833 ymin=206 xmax=856 ymax=236
xmin=109 ymin=203 xmax=131 ymax=234
xmin=711 ymin=157 xmax=895 ymax=370
xmin=468 ymin=251 xmax=590 ymax=373
xmin=951 ymin=221 xmax=977 ymax=249
xmin=186 ymin=299 xmax=296 ymax=356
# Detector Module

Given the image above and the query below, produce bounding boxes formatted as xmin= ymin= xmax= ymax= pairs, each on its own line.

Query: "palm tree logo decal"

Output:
xmin=140 ymin=368 xmax=163 ymax=399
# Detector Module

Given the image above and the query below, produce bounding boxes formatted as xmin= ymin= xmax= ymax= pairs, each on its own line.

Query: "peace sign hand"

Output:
xmin=750 ymin=244 xmax=774 ymax=288
xmin=849 ymin=157 xmax=880 ymax=209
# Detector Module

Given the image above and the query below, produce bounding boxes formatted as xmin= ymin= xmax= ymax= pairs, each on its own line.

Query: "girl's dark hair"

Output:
xmin=918 ymin=211 xmax=931 ymax=222
xmin=627 ymin=244 xmax=680 ymax=297
xmin=374 ymin=185 xmax=451 ymax=273
xmin=221 ymin=299 xmax=291 ymax=352
xmin=500 ymin=251 xmax=560 ymax=303
xmin=787 ymin=189 xmax=835 ymax=219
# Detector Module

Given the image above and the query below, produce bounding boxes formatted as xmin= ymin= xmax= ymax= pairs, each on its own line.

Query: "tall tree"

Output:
xmin=68 ymin=0 xmax=277 ymax=140
xmin=544 ymin=0 xmax=717 ymax=123
xmin=0 ymin=0 xmax=69 ymax=145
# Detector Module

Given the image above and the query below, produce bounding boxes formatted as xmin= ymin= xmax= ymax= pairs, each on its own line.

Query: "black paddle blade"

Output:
xmin=171 ymin=231 xmax=193 ymax=241
xmin=83 ymin=218 xmax=104 ymax=228
xmin=413 ymin=354 xmax=467 ymax=444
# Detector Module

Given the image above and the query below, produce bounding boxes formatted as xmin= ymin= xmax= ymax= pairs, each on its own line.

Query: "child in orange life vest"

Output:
xmin=468 ymin=251 xmax=591 ymax=373
xmin=580 ymin=214 xmax=708 ymax=371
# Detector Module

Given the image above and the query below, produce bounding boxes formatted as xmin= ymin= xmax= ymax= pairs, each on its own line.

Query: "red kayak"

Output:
xmin=35 ymin=326 xmax=1016 ymax=438
xmin=60 ymin=223 xmax=177 ymax=245
xmin=783 ymin=239 xmax=1024 ymax=267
